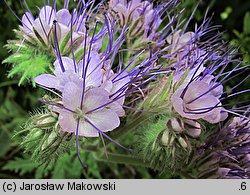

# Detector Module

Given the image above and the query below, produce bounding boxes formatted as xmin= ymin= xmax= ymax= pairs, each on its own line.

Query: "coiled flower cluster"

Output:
xmin=4 ymin=0 xmax=250 ymax=178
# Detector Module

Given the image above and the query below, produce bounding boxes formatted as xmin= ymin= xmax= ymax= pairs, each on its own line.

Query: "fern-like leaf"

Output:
xmin=3 ymin=157 xmax=38 ymax=176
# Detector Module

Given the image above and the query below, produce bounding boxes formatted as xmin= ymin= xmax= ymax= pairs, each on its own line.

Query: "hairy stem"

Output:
xmin=110 ymin=114 xmax=150 ymax=140
xmin=94 ymin=152 xmax=151 ymax=168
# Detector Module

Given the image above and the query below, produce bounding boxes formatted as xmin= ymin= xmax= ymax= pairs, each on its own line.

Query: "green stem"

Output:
xmin=110 ymin=114 xmax=150 ymax=140
xmin=94 ymin=152 xmax=150 ymax=168
xmin=81 ymin=144 xmax=98 ymax=152
xmin=82 ymin=144 xmax=150 ymax=168
xmin=0 ymin=80 xmax=19 ymax=88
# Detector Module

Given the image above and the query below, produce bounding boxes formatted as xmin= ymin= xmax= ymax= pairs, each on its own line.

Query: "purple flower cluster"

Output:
xmin=4 ymin=0 xmax=250 ymax=175
xmin=20 ymin=1 xmax=102 ymax=51
xmin=169 ymin=19 xmax=249 ymax=126
xmin=189 ymin=115 xmax=250 ymax=178
xmin=108 ymin=0 xmax=163 ymax=40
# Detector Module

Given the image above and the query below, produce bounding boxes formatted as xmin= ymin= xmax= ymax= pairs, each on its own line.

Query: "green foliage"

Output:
xmin=133 ymin=115 xmax=189 ymax=174
xmin=3 ymin=151 xmax=101 ymax=179
xmin=0 ymin=129 xmax=11 ymax=158
xmin=230 ymin=11 xmax=250 ymax=64
xmin=220 ymin=7 xmax=232 ymax=20
xmin=52 ymin=152 xmax=101 ymax=179
xmin=0 ymin=87 xmax=28 ymax=158
xmin=3 ymin=38 xmax=53 ymax=86
xmin=243 ymin=12 xmax=250 ymax=35
xmin=3 ymin=157 xmax=40 ymax=177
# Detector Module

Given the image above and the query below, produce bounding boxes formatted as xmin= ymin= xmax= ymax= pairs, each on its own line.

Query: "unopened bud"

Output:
xmin=41 ymin=131 xmax=58 ymax=151
xmin=178 ymin=137 xmax=188 ymax=149
xmin=167 ymin=118 xmax=184 ymax=133
xmin=33 ymin=114 xmax=57 ymax=128
xmin=184 ymin=119 xmax=201 ymax=138
xmin=161 ymin=131 xmax=174 ymax=146
xmin=23 ymin=128 xmax=44 ymax=144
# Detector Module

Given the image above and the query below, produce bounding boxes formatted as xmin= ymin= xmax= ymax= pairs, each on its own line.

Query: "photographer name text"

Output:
xmin=2 ymin=181 xmax=116 ymax=192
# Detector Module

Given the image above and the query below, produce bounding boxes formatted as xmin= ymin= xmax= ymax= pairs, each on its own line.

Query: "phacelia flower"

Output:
xmin=172 ymin=73 xmax=228 ymax=123
xmin=35 ymin=51 xmax=128 ymax=136
xmin=34 ymin=9 xmax=158 ymax=138
xmin=169 ymin=20 xmax=249 ymax=124
xmin=109 ymin=0 xmax=162 ymax=40
xmin=19 ymin=1 xmax=103 ymax=52
xmin=22 ymin=5 xmax=84 ymax=44
xmin=59 ymin=85 xmax=121 ymax=137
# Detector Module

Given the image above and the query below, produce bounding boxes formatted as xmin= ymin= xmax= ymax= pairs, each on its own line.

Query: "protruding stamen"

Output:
xmin=53 ymin=20 xmax=65 ymax=72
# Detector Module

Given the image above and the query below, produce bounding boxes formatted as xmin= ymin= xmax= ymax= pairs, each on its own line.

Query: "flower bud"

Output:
xmin=24 ymin=128 xmax=44 ymax=143
xmin=184 ymin=119 xmax=202 ymax=138
xmin=167 ymin=117 xmax=184 ymax=133
xmin=161 ymin=130 xmax=174 ymax=146
xmin=41 ymin=131 xmax=58 ymax=151
xmin=177 ymin=137 xmax=188 ymax=149
xmin=32 ymin=113 xmax=57 ymax=129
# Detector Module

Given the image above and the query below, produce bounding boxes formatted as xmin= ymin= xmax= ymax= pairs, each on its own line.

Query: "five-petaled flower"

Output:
xmin=172 ymin=74 xmax=228 ymax=123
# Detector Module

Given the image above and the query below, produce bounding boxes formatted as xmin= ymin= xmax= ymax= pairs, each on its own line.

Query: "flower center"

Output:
xmin=74 ymin=108 xmax=85 ymax=120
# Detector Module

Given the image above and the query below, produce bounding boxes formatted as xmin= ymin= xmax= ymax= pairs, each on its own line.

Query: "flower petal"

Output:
xmin=33 ymin=18 xmax=51 ymax=44
xmin=62 ymin=82 xmax=82 ymax=110
xmin=84 ymin=88 xmax=110 ymax=112
xmin=56 ymin=9 xmax=71 ymax=26
xmin=186 ymin=95 xmax=220 ymax=120
xmin=203 ymin=106 xmax=227 ymax=124
xmin=78 ymin=119 xmax=99 ymax=137
xmin=35 ymin=74 xmax=60 ymax=89
xmin=22 ymin=12 xmax=34 ymax=33
xmin=39 ymin=6 xmax=55 ymax=25
xmin=54 ymin=57 xmax=75 ymax=76
xmin=109 ymin=102 xmax=126 ymax=117
xmin=58 ymin=110 xmax=76 ymax=133
xmin=111 ymin=72 xmax=130 ymax=95
xmin=184 ymin=80 xmax=210 ymax=103
xmin=78 ymin=51 xmax=103 ymax=87
xmin=84 ymin=109 xmax=120 ymax=134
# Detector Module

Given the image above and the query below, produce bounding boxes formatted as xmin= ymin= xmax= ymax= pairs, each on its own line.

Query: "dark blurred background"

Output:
xmin=0 ymin=0 xmax=249 ymax=178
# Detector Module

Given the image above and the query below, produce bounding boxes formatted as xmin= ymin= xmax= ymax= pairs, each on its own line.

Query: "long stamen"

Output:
xmin=38 ymin=99 xmax=75 ymax=114
xmin=64 ymin=0 xmax=69 ymax=9
xmin=53 ymin=20 xmax=65 ymax=72
xmin=19 ymin=0 xmax=33 ymax=26
xmin=3 ymin=0 xmax=33 ymax=32
xmin=36 ymin=84 xmax=62 ymax=98
xmin=70 ymin=13 xmax=77 ymax=73
xmin=48 ymin=0 xmax=56 ymax=24
xmin=75 ymin=119 xmax=88 ymax=170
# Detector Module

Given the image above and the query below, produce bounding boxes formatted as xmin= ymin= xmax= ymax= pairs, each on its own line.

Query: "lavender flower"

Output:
xmin=22 ymin=5 xmax=84 ymax=45
xmin=59 ymin=85 xmax=121 ymax=137
xmin=169 ymin=19 xmax=249 ymax=124
xmin=109 ymin=0 xmax=162 ymax=39
xmin=34 ymin=7 xmax=158 ymax=139
xmin=7 ymin=0 xmax=105 ymax=54
xmin=172 ymin=73 xmax=227 ymax=123
xmin=35 ymin=51 xmax=128 ymax=136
